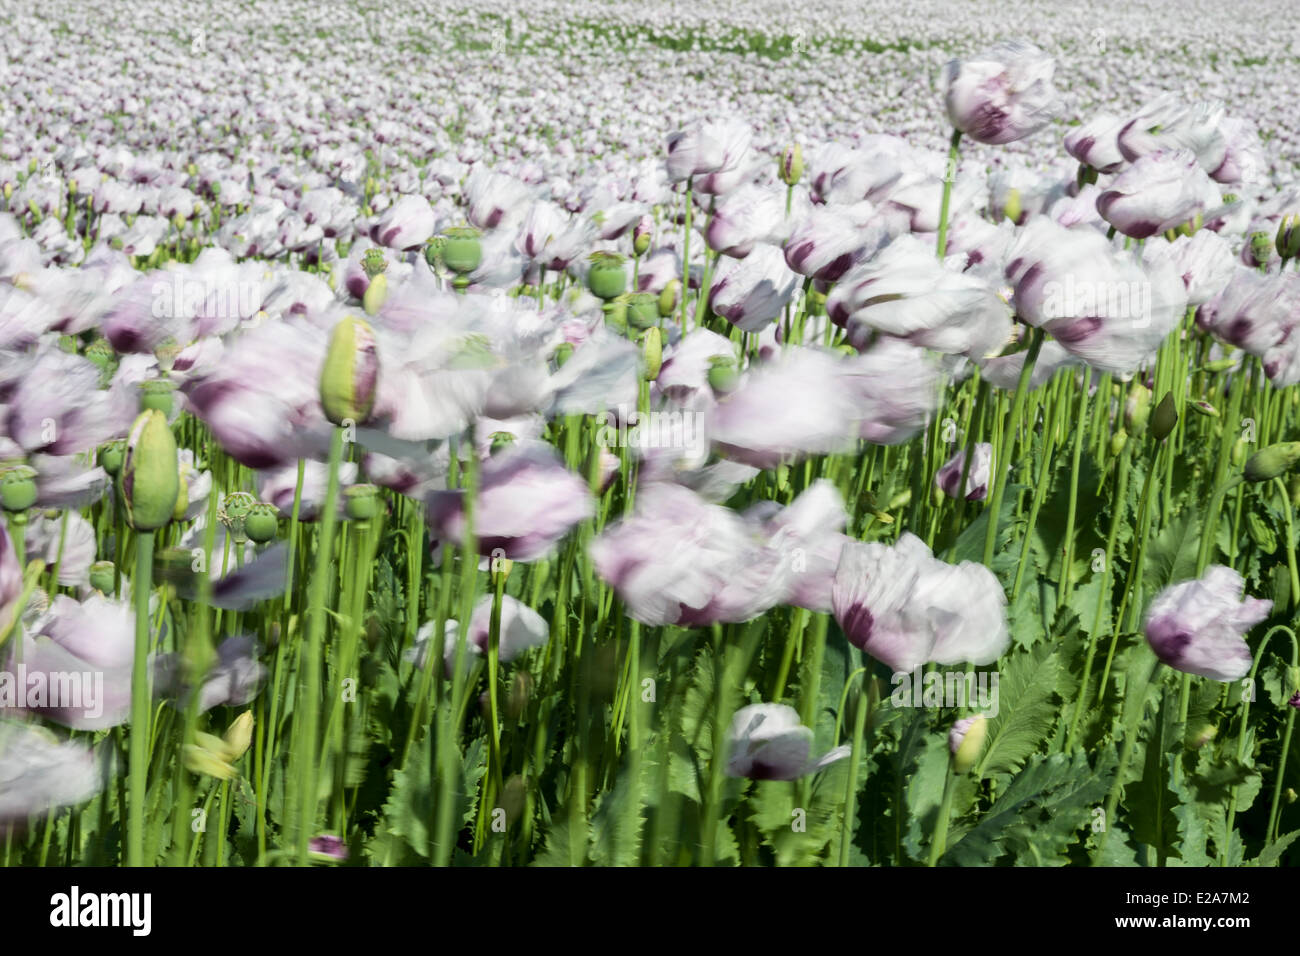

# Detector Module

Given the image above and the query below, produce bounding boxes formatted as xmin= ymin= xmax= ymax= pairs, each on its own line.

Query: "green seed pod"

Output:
xmin=626 ymin=292 xmax=659 ymax=331
xmin=320 ymin=316 xmax=379 ymax=426
xmin=138 ymin=378 xmax=176 ymax=415
xmin=99 ymin=439 xmax=126 ymax=477
xmin=343 ymin=483 xmax=381 ymax=521
xmin=658 ymin=279 xmax=681 ymax=317
xmin=1249 ymin=231 xmax=1274 ymax=265
xmin=88 ymin=560 xmax=116 ymax=595
xmin=424 ymin=235 xmax=445 ymax=269
xmin=1150 ymin=392 xmax=1178 ymax=442
xmin=778 ymin=143 xmax=804 ymax=187
xmin=220 ymin=491 xmax=257 ymax=542
xmin=642 ymin=326 xmax=663 ymax=382
xmin=244 ymin=503 xmax=280 ymax=544
xmin=586 ymin=252 xmax=628 ymax=301
xmin=1110 ymin=428 xmax=1128 ymax=457
xmin=85 ymin=339 xmax=118 ymax=387
xmin=119 ymin=410 xmax=179 ymax=531
xmin=1247 ymin=511 xmax=1278 ymax=553
xmin=441 ymin=227 xmax=483 ymax=275
xmin=707 ymin=356 xmax=739 ymax=395
xmin=362 ymin=271 xmax=389 ymax=316
xmin=361 ymin=247 xmax=387 ymax=279
xmin=1125 ymin=381 xmax=1152 ymax=435
xmin=0 ymin=465 xmax=38 ymax=513
xmin=1245 ymin=442 xmax=1300 ymax=482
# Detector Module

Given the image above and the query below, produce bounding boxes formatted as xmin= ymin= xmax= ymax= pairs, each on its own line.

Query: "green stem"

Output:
xmin=127 ymin=530 xmax=155 ymax=867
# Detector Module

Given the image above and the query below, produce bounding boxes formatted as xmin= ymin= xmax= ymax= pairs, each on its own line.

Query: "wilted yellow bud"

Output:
xmin=222 ymin=711 xmax=254 ymax=761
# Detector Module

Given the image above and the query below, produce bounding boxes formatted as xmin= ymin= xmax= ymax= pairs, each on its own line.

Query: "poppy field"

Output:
xmin=1 ymin=0 xmax=1300 ymax=868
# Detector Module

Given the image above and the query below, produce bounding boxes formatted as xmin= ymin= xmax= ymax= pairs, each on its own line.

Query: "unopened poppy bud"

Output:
xmin=89 ymin=561 xmax=116 ymax=595
xmin=626 ymin=292 xmax=659 ymax=331
xmin=1277 ymin=215 xmax=1300 ymax=260
xmin=1002 ymin=187 xmax=1023 ymax=225
xmin=244 ymin=502 xmax=279 ymax=543
xmin=642 ymin=326 xmax=663 ymax=382
xmin=222 ymin=711 xmax=254 ymax=761
xmin=1076 ymin=163 xmax=1099 ymax=188
xmin=1150 ymin=392 xmax=1178 ymax=442
xmin=1247 ymin=511 xmax=1277 ymax=553
xmin=441 ymin=227 xmax=483 ymax=275
xmin=1125 ymin=382 xmax=1152 ymax=435
xmin=1110 ymin=428 xmax=1128 ymax=457
xmin=1288 ymin=788 xmax=1298 ymax=804
xmin=658 ymin=279 xmax=682 ymax=317
xmin=119 ymin=410 xmax=179 ymax=531
xmin=0 ymin=465 xmax=37 ymax=513
xmin=1189 ymin=399 xmax=1218 ymax=418
xmin=1201 ymin=358 xmax=1237 ymax=373
xmin=1188 ymin=723 xmax=1217 ymax=749
xmin=779 ymin=143 xmax=804 ymax=186
xmin=320 ymin=316 xmax=379 ymax=426
xmin=1231 ymin=436 xmax=1250 ymax=468
xmin=362 ymin=271 xmax=388 ymax=316
xmin=172 ymin=471 xmax=189 ymax=521
xmin=424 ymin=236 xmax=444 ymax=268
xmin=343 ymin=483 xmax=381 ymax=521
xmin=138 ymin=378 xmax=176 ymax=415
xmin=85 ymin=339 xmax=117 ymax=386
xmin=184 ymin=735 xmax=238 ymax=780
xmin=507 ymin=671 xmax=533 ymax=720
xmin=1245 ymin=442 xmax=1300 ymax=482
xmin=632 ymin=215 xmax=653 ymax=257
xmin=586 ymin=252 xmax=627 ymax=301
xmin=949 ymin=714 xmax=987 ymax=774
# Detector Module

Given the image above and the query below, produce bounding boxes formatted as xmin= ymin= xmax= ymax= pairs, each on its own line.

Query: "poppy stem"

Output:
xmin=934 ymin=129 xmax=962 ymax=259
xmin=127 ymin=529 xmax=154 ymax=868
xmin=982 ymin=328 xmax=1044 ymax=570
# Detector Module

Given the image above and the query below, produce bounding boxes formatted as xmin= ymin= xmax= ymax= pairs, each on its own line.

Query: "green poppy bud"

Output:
xmin=1244 ymin=442 xmax=1300 ymax=482
xmin=1150 ymin=392 xmax=1178 ymax=442
xmin=632 ymin=217 xmax=653 ymax=257
xmin=1189 ymin=399 xmax=1218 ymax=418
xmin=1110 ymin=428 xmax=1128 ymax=457
xmin=778 ymin=143 xmax=804 ymax=187
xmin=173 ymin=471 xmax=189 ymax=521
xmin=362 ymin=271 xmax=389 ymax=316
xmin=626 ymin=292 xmax=659 ymax=330
xmin=119 ymin=409 xmax=179 ymax=531
xmin=0 ymin=465 xmax=38 ymax=513
xmin=642 ymin=326 xmax=663 ymax=382
xmin=88 ymin=560 xmax=116 ymax=595
xmin=950 ymin=715 xmax=988 ymax=774
xmin=1231 ymin=436 xmax=1250 ymax=468
xmin=587 ymin=252 xmax=627 ymax=301
xmin=658 ymin=279 xmax=681 ymax=317
xmin=1277 ymin=215 xmax=1300 ymax=260
xmin=1201 ymin=357 xmax=1237 ymax=373
xmin=1075 ymin=163 xmax=1099 ymax=188
xmin=244 ymin=502 xmax=279 ymax=543
xmin=1188 ymin=723 xmax=1217 ymax=750
xmin=320 ymin=316 xmax=379 ymax=426
xmin=441 ymin=227 xmax=483 ymax=275
xmin=1124 ymin=382 xmax=1152 ymax=435
xmin=1247 ymin=511 xmax=1278 ymax=553
xmin=343 ymin=483 xmax=381 ymax=521
xmin=222 ymin=711 xmax=255 ymax=761
xmin=1002 ymin=187 xmax=1022 ymax=225
xmin=138 ymin=378 xmax=176 ymax=415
